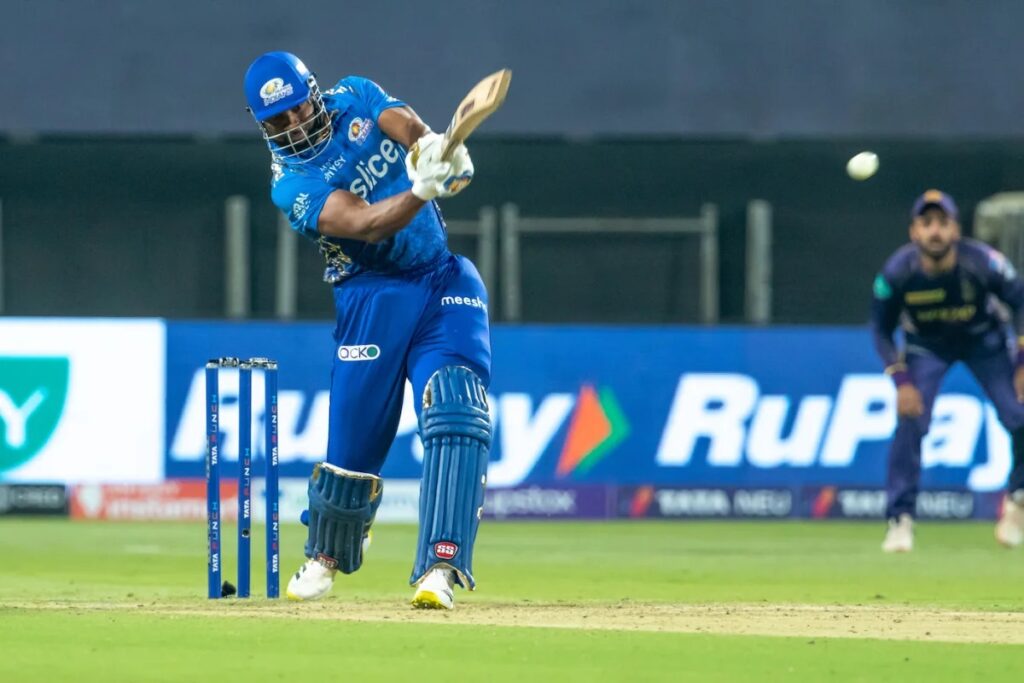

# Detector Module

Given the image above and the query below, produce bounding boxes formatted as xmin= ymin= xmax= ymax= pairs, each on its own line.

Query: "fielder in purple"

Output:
xmin=871 ymin=189 xmax=1024 ymax=551
xmin=244 ymin=52 xmax=490 ymax=608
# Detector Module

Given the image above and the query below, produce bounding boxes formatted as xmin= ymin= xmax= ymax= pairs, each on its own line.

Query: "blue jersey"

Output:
xmin=870 ymin=238 xmax=1024 ymax=365
xmin=269 ymin=76 xmax=449 ymax=281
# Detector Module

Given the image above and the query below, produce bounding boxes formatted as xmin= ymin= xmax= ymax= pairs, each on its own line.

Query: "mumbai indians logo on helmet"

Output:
xmin=260 ymin=78 xmax=294 ymax=106
xmin=348 ymin=117 xmax=373 ymax=145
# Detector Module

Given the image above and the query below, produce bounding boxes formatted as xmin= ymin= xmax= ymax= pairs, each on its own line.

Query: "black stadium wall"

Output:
xmin=4 ymin=136 xmax=1024 ymax=323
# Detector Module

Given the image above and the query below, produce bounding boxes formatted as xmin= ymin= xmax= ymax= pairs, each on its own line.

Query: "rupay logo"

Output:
xmin=0 ymin=357 xmax=70 ymax=472
xmin=655 ymin=373 xmax=1010 ymax=490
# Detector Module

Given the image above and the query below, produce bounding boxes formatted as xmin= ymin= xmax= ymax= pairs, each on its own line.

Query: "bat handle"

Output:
xmin=440 ymin=134 xmax=462 ymax=163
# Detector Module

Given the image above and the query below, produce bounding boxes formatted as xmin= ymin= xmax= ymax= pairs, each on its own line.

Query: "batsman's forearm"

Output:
xmin=321 ymin=192 xmax=426 ymax=244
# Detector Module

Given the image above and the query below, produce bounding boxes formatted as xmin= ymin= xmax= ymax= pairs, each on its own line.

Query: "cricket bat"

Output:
xmin=440 ymin=69 xmax=512 ymax=161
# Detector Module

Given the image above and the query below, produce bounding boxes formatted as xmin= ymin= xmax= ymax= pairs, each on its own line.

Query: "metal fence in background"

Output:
xmin=0 ymin=195 xmax=767 ymax=324
xmin=498 ymin=204 xmax=720 ymax=324
xmin=975 ymin=193 xmax=1024 ymax=275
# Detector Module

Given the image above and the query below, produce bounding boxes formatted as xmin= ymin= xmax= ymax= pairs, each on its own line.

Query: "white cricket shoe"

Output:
xmin=882 ymin=513 xmax=914 ymax=553
xmin=411 ymin=567 xmax=455 ymax=610
xmin=285 ymin=532 xmax=373 ymax=601
xmin=286 ymin=558 xmax=336 ymax=601
xmin=995 ymin=496 xmax=1024 ymax=548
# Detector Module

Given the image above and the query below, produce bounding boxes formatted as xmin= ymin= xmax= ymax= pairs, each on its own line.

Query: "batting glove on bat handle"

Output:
xmin=437 ymin=144 xmax=474 ymax=198
xmin=406 ymin=133 xmax=450 ymax=200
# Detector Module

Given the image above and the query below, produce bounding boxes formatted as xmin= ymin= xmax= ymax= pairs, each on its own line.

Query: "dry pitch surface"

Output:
xmin=6 ymin=599 xmax=1024 ymax=644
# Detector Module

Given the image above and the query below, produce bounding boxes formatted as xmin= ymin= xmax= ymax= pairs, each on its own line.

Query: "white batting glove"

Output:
xmin=436 ymin=143 xmax=474 ymax=198
xmin=406 ymin=133 xmax=449 ymax=201
xmin=405 ymin=133 xmax=474 ymax=200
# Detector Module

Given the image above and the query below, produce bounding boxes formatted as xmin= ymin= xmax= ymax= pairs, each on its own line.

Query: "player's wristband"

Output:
xmin=884 ymin=363 xmax=912 ymax=387
xmin=890 ymin=370 xmax=912 ymax=386
xmin=1016 ymin=347 xmax=1024 ymax=368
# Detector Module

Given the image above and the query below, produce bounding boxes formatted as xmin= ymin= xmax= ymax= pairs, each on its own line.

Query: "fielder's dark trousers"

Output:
xmin=887 ymin=341 xmax=1024 ymax=519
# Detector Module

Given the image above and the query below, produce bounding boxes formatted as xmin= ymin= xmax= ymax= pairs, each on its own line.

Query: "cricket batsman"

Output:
xmin=872 ymin=189 xmax=1024 ymax=552
xmin=244 ymin=52 xmax=491 ymax=608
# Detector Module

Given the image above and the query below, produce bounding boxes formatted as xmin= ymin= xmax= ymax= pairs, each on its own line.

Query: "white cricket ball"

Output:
xmin=846 ymin=151 xmax=879 ymax=181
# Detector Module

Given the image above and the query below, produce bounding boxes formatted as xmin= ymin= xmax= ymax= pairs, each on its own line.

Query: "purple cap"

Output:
xmin=911 ymin=189 xmax=959 ymax=219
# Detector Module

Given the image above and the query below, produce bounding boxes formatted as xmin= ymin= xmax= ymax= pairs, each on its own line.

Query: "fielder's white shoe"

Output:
xmin=995 ymin=496 xmax=1024 ymax=548
xmin=411 ymin=567 xmax=455 ymax=610
xmin=882 ymin=513 xmax=914 ymax=553
xmin=286 ymin=558 xmax=337 ymax=601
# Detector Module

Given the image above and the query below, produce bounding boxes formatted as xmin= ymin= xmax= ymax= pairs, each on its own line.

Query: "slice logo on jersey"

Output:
xmin=556 ymin=385 xmax=630 ymax=477
xmin=259 ymin=78 xmax=294 ymax=106
xmin=337 ymin=345 xmax=381 ymax=362
xmin=348 ymin=117 xmax=374 ymax=145
xmin=434 ymin=541 xmax=458 ymax=560
xmin=349 ymin=139 xmax=401 ymax=199
xmin=0 ymin=357 xmax=70 ymax=473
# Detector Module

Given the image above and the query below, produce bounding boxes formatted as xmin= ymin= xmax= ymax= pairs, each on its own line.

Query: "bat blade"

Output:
xmin=441 ymin=69 xmax=512 ymax=161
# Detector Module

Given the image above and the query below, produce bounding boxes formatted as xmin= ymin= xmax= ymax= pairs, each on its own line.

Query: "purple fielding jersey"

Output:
xmin=871 ymin=238 xmax=1024 ymax=367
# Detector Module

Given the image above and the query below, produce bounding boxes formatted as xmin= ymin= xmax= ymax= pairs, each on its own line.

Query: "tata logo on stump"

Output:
xmin=337 ymin=345 xmax=381 ymax=362
xmin=0 ymin=357 xmax=70 ymax=473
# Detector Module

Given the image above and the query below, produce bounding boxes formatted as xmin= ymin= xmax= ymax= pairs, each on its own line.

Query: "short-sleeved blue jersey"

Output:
xmin=268 ymin=76 xmax=449 ymax=281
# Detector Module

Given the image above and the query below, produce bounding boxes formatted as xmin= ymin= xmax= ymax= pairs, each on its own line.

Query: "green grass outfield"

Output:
xmin=2 ymin=519 xmax=1024 ymax=681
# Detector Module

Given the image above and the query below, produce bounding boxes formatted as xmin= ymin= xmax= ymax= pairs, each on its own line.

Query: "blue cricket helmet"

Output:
xmin=244 ymin=51 xmax=334 ymax=163
xmin=244 ymin=51 xmax=314 ymax=121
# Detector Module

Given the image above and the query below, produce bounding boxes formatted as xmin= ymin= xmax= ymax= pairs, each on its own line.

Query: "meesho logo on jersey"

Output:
xmin=349 ymin=139 xmax=401 ymax=198
xmin=0 ymin=357 xmax=70 ymax=472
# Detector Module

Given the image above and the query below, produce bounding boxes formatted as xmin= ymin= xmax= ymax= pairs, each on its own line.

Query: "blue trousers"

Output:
xmin=325 ymin=254 xmax=491 ymax=474
xmin=887 ymin=336 xmax=1024 ymax=518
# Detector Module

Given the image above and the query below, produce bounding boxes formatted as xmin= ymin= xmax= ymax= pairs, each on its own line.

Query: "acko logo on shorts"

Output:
xmin=337 ymin=345 xmax=381 ymax=362
xmin=0 ymin=357 xmax=71 ymax=473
